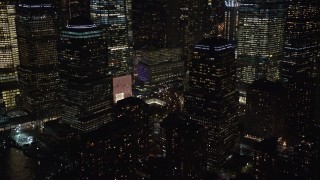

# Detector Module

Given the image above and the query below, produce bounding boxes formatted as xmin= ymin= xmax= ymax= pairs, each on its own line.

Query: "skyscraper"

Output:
xmin=16 ymin=0 xmax=60 ymax=120
xmin=59 ymin=16 xmax=112 ymax=132
xmin=157 ymin=0 xmax=225 ymax=67
xmin=281 ymin=0 xmax=320 ymax=82
xmin=179 ymin=0 xmax=224 ymax=65
xmin=237 ymin=0 xmax=286 ymax=89
xmin=132 ymin=0 xmax=166 ymax=49
xmin=160 ymin=113 xmax=207 ymax=179
xmin=185 ymin=37 xmax=239 ymax=168
xmin=0 ymin=1 xmax=20 ymax=110
xmin=90 ymin=0 xmax=131 ymax=75
xmin=90 ymin=0 xmax=132 ymax=103
xmin=281 ymin=0 xmax=320 ymax=145
xmin=78 ymin=97 xmax=149 ymax=178
xmin=56 ymin=0 xmax=91 ymax=27
xmin=223 ymin=0 xmax=239 ymax=42
xmin=252 ymin=138 xmax=278 ymax=180
xmin=246 ymin=79 xmax=286 ymax=139
xmin=286 ymin=77 xmax=316 ymax=144
xmin=113 ymin=97 xmax=149 ymax=178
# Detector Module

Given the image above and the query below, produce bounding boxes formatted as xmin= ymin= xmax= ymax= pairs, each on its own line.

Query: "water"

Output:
xmin=0 ymin=148 xmax=55 ymax=180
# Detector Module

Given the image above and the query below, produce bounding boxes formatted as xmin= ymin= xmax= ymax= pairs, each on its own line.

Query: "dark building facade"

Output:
xmin=246 ymin=79 xmax=287 ymax=139
xmin=280 ymin=0 xmax=320 ymax=146
xmin=185 ymin=37 xmax=239 ymax=169
xmin=252 ymin=138 xmax=278 ymax=180
xmin=286 ymin=77 xmax=316 ymax=144
xmin=164 ymin=0 xmax=224 ymax=67
xmin=16 ymin=1 xmax=60 ymax=120
xmin=56 ymin=0 xmax=91 ymax=27
xmin=281 ymin=0 xmax=320 ymax=82
xmin=179 ymin=0 xmax=224 ymax=66
xmin=76 ymin=97 xmax=149 ymax=179
xmin=160 ymin=113 xmax=207 ymax=179
xmin=132 ymin=0 xmax=166 ymax=49
xmin=112 ymin=97 xmax=149 ymax=178
xmin=277 ymin=141 xmax=319 ymax=179
xmin=253 ymin=138 xmax=320 ymax=180
xmin=59 ymin=16 xmax=112 ymax=132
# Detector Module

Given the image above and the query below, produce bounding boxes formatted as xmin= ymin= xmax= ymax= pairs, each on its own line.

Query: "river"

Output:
xmin=0 ymin=148 xmax=56 ymax=180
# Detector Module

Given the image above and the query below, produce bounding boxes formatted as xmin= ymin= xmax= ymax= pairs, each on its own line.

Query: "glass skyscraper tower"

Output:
xmin=90 ymin=0 xmax=133 ymax=103
xmin=185 ymin=37 xmax=239 ymax=169
xmin=16 ymin=1 xmax=60 ymax=120
xmin=59 ymin=16 xmax=112 ymax=132
xmin=281 ymin=0 xmax=320 ymax=145
xmin=90 ymin=0 xmax=131 ymax=76
xmin=237 ymin=0 xmax=286 ymax=90
xmin=0 ymin=1 xmax=20 ymax=110
xmin=223 ymin=0 xmax=239 ymax=42
xmin=281 ymin=0 xmax=320 ymax=82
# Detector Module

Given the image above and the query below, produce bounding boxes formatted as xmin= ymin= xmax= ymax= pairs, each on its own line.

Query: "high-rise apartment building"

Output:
xmin=237 ymin=0 xmax=286 ymax=89
xmin=185 ymin=37 xmax=239 ymax=168
xmin=0 ymin=1 xmax=20 ymax=111
xmin=59 ymin=16 xmax=112 ymax=132
xmin=16 ymin=1 xmax=60 ymax=120
xmin=90 ymin=0 xmax=132 ymax=103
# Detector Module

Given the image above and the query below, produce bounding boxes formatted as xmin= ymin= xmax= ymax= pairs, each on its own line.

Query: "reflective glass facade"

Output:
xmin=90 ymin=0 xmax=132 ymax=76
xmin=237 ymin=0 xmax=286 ymax=89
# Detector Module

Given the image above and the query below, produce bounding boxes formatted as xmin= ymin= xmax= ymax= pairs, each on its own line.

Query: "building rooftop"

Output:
xmin=195 ymin=37 xmax=234 ymax=53
xmin=68 ymin=16 xmax=94 ymax=26
xmin=116 ymin=96 xmax=147 ymax=107
xmin=250 ymin=79 xmax=285 ymax=94
xmin=19 ymin=0 xmax=52 ymax=6
xmin=66 ymin=16 xmax=97 ymax=29
xmin=161 ymin=113 xmax=204 ymax=132
xmin=140 ymin=48 xmax=182 ymax=65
